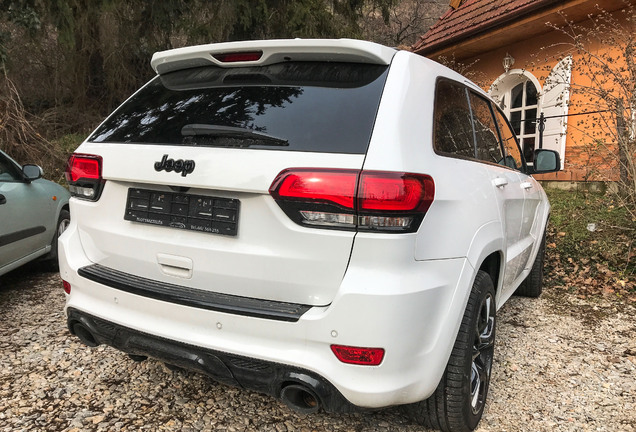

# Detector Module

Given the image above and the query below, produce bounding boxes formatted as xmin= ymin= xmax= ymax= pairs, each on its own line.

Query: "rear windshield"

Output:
xmin=88 ymin=62 xmax=390 ymax=154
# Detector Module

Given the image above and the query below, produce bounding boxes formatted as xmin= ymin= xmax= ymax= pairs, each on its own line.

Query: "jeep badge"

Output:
xmin=154 ymin=154 xmax=195 ymax=177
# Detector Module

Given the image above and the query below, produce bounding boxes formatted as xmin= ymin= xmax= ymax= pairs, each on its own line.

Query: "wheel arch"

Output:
xmin=478 ymin=251 xmax=502 ymax=296
xmin=53 ymin=202 xmax=71 ymax=238
xmin=467 ymin=220 xmax=504 ymax=280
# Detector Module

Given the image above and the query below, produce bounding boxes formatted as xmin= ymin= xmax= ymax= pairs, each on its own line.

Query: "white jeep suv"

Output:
xmin=59 ymin=39 xmax=560 ymax=432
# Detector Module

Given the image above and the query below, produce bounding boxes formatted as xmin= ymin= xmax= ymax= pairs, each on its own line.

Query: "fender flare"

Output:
xmin=466 ymin=220 xmax=505 ymax=289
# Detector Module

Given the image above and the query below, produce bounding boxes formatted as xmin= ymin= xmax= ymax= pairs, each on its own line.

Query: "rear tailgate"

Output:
xmin=71 ymin=59 xmax=390 ymax=307
xmin=73 ymin=144 xmax=363 ymax=306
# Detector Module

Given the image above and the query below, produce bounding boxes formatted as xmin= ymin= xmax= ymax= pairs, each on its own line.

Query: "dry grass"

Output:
xmin=0 ymin=73 xmax=67 ymax=182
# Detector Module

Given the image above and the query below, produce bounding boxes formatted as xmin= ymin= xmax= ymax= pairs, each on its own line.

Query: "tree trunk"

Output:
xmin=616 ymin=100 xmax=630 ymax=196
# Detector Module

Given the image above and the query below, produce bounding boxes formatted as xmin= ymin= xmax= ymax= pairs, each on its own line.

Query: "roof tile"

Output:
xmin=413 ymin=0 xmax=561 ymax=54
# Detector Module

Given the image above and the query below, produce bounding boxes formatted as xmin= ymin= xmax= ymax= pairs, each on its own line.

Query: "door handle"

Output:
xmin=492 ymin=177 xmax=508 ymax=188
xmin=521 ymin=182 xmax=533 ymax=190
xmin=0 ymin=194 xmax=5 ymax=205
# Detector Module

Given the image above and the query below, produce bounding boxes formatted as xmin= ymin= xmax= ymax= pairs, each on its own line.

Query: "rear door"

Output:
xmin=72 ymin=61 xmax=390 ymax=306
xmin=490 ymin=104 xmax=535 ymax=295
xmin=469 ymin=93 xmax=527 ymax=293
xmin=518 ymin=172 xmax=546 ymax=271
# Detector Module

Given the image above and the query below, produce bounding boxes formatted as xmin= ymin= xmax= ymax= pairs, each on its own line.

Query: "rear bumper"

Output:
xmin=59 ymin=222 xmax=475 ymax=409
xmin=66 ymin=308 xmax=353 ymax=413
xmin=77 ymin=263 xmax=310 ymax=322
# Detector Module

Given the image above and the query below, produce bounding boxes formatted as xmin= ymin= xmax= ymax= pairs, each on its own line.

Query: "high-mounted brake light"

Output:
xmin=212 ymin=51 xmax=263 ymax=63
xmin=331 ymin=345 xmax=385 ymax=366
xmin=269 ymin=169 xmax=434 ymax=233
xmin=65 ymin=153 xmax=104 ymax=201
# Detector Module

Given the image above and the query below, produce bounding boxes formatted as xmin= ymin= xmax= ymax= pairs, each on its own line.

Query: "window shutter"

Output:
xmin=541 ymin=56 xmax=572 ymax=169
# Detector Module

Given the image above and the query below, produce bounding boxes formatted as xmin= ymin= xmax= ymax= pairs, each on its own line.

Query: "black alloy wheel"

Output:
xmin=409 ymin=270 xmax=497 ymax=432
xmin=470 ymin=289 xmax=495 ymax=415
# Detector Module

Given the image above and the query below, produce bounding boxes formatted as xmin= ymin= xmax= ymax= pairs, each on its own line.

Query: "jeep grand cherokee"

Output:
xmin=59 ymin=39 xmax=560 ymax=432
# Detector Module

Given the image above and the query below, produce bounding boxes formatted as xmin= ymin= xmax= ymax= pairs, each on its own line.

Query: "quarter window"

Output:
xmin=433 ymin=80 xmax=474 ymax=158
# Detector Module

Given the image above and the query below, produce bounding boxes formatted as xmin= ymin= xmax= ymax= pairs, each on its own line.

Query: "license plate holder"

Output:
xmin=124 ymin=188 xmax=239 ymax=236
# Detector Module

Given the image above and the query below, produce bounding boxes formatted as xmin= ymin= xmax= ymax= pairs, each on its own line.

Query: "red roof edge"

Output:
xmin=413 ymin=0 xmax=562 ymax=56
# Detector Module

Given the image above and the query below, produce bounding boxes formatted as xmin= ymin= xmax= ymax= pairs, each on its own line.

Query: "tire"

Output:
xmin=515 ymin=229 xmax=546 ymax=298
xmin=408 ymin=270 xmax=496 ymax=432
xmin=43 ymin=208 xmax=70 ymax=271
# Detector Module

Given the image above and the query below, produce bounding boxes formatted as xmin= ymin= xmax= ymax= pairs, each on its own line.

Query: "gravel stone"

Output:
xmin=1 ymin=269 xmax=634 ymax=431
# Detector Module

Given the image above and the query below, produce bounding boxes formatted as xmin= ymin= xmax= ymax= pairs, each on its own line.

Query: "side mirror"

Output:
xmin=533 ymin=149 xmax=560 ymax=174
xmin=22 ymin=164 xmax=43 ymax=182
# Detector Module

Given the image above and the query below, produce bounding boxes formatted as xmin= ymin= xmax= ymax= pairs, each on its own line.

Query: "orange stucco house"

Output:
xmin=412 ymin=0 xmax=635 ymax=184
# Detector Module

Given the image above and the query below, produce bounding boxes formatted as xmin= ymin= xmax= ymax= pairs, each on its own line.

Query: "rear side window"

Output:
xmin=88 ymin=62 xmax=389 ymax=154
xmin=469 ymin=93 xmax=503 ymax=164
xmin=433 ymin=80 xmax=474 ymax=158
xmin=493 ymin=107 xmax=524 ymax=170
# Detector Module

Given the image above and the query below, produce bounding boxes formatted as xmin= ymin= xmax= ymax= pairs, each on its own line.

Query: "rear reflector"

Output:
xmin=269 ymin=169 xmax=434 ymax=233
xmin=65 ymin=154 xmax=104 ymax=201
xmin=62 ymin=280 xmax=71 ymax=294
xmin=331 ymin=345 xmax=385 ymax=366
xmin=212 ymin=51 xmax=263 ymax=63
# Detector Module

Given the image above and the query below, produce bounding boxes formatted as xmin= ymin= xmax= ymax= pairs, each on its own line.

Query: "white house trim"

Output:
xmin=489 ymin=60 xmax=571 ymax=169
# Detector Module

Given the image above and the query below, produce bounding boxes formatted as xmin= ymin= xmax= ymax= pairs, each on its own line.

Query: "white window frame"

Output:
xmin=489 ymin=70 xmax=542 ymax=164
xmin=490 ymin=58 xmax=572 ymax=170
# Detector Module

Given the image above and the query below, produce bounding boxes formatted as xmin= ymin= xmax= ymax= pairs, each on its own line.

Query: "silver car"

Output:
xmin=0 ymin=149 xmax=70 ymax=276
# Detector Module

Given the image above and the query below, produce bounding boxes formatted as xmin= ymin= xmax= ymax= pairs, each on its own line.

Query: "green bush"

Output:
xmin=545 ymin=188 xmax=635 ymax=301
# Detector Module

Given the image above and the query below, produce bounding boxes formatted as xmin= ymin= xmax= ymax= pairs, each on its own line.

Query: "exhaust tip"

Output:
xmin=128 ymin=354 xmax=148 ymax=362
xmin=280 ymin=384 xmax=321 ymax=414
xmin=71 ymin=322 xmax=99 ymax=347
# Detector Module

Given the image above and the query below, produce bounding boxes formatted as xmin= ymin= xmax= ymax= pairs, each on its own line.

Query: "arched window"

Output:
xmin=506 ymin=80 xmax=538 ymax=163
xmin=492 ymin=76 xmax=539 ymax=163
xmin=490 ymin=59 xmax=572 ymax=170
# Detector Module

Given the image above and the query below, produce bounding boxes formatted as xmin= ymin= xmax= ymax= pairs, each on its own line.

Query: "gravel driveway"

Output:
xmin=1 ymin=268 xmax=634 ymax=432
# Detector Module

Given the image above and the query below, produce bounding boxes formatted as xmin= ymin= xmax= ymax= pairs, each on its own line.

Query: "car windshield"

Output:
xmin=89 ymin=62 xmax=389 ymax=154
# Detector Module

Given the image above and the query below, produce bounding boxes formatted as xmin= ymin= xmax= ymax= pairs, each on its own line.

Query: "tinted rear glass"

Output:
xmin=89 ymin=62 xmax=389 ymax=154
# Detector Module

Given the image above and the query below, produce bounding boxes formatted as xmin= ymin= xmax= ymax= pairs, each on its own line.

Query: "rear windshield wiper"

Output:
xmin=181 ymin=124 xmax=289 ymax=146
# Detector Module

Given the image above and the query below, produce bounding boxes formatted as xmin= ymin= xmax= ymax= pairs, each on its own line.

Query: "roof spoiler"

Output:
xmin=151 ymin=39 xmax=397 ymax=74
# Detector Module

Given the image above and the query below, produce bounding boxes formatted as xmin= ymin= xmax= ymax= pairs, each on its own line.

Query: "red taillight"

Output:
xmin=359 ymin=171 xmax=434 ymax=212
xmin=66 ymin=154 xmax=101 ymax=182
xmin=212 ymin=51 xmax=263 ymax=63
xmin=269 ymin=168 xmax=434 ymax=233
xmin=331 ymin=345 xmax=385 ymax=366
xmin=65 ymin=153 xmax=104 ymax=201
xmin=62 ymin=280 xmax=71 ymax=294
xmin=270 ymin=169 xmax=358 ymax=209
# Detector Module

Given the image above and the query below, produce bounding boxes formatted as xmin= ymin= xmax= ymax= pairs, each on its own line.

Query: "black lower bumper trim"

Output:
xmin=77 ymin=263 xmax=311 ymax=322
xmin=66 ymin=308 xmax=356 ymax=414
